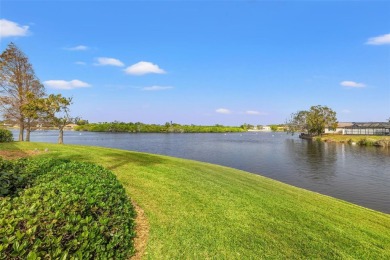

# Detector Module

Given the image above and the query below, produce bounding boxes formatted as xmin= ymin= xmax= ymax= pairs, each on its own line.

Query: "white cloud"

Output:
xmin=94 ymin=57 xmax=124 ymax=67
xmin=142 ymin=86 xmax=173 ymax=91
xmin=75 ymin=61 xmax=87 ymax=65
xmin=124 ymin=61 xmax=166 ymax=75
xmin=341 ymin=109 xmax=351 ymax=114
xmin=44 ymin=79 xmax=91 ymax=90
xmin=216 ymin=108 xmax=231 ymax=114
xmin=340 ymin=81 xmax=366 ymax=88
xmin=65 ymin=45 xmax=89 ymax=51
xmin=366 ymin=33 xmax=390 ymax=45
xmin=246 ymin=110 xmax=266 ymax=115
xmin=0 ymin=19 xmax=29 ymax=38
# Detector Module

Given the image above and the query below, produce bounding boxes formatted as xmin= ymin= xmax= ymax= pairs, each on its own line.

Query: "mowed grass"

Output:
xmin=320 ymin=134 xmax=390 ymax=143
xmin=1 ymin=142 xmax=389 ymax=259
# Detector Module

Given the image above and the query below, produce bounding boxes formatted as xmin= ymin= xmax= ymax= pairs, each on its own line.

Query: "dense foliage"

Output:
xmin=75 ymin=121 xmax=245 ymax=133
xmin=0 ymin=128 xmax=13 ymax=142
xmin=286 ymin=105 xmax=338 ymax=136
xmin=0 ymin=158 xmax=136 ymax=259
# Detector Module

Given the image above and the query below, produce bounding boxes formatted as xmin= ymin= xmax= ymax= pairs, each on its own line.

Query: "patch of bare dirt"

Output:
xmin=130 ymin=201 xmax=149 ymax=260
xmin=0 ymin=150 xmax=41 ymax=159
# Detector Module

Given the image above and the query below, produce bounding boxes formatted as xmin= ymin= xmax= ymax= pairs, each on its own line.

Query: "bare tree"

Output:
xmin=0 ymin=42 xmax=45 ymax=141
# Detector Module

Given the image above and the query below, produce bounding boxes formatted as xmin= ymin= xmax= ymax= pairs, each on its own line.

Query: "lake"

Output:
xmin=12 ymin=130 xmax=390 ymax=213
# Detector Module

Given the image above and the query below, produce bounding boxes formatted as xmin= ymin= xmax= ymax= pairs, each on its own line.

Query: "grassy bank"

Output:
xmin=1 ymin=142 xmax=389 ymax=259
xmin=319 ymin=134 xmax=390 ymax=146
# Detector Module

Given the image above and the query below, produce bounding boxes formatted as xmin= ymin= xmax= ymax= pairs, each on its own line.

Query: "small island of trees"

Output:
xmin=286 ymin=105 xmax=338 ymax=137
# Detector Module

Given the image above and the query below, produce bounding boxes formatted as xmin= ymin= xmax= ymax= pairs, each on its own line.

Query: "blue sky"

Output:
xmin=1 ymin=0 xmax=389 ymax=125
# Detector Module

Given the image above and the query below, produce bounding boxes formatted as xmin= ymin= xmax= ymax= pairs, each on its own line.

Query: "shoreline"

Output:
xmin=317 ymin=134 xmax=390 ymax=147
xmin=1 ymin=142 xmax=389 ymax=259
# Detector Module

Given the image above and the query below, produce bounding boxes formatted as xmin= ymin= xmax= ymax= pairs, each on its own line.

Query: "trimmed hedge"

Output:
xmin=0 ymin=158 xmax=60 ymax=197
xmin=0 ymin=128 xmax=13 ymax=143
xmin=0 ymin=158 xmax=136 ymax=259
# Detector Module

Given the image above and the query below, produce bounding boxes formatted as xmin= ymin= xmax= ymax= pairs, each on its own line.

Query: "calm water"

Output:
xmin=12 ymin=130 xmax=390 ymax=213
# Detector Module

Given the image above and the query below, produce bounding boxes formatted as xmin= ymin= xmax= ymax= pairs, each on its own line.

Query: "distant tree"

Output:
xmin=43 ymin=94 xmax=72 ymax=144
xmin=270 ymin=125 xmax=278 ymax=132
xmin=75 ymin=117 xmax=89 ymax=125
xmin=286 ymin=105 xmax=337 ymax=136
xmin=286 ymin=110 xmax=309 ymax=135
xmin=0 ymin=43 xmax=45 ymax=141
xmin=21 ymin=87 xmax=46 ymax=141
xmin=241 ymin=123 xmax=250 ymax=130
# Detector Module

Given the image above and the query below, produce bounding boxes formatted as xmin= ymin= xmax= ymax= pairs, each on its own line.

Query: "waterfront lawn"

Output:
xmin=1 ymin=142 xmax=389 ymax=259
xmin=320 ymin=134 xmax=390 ymax=143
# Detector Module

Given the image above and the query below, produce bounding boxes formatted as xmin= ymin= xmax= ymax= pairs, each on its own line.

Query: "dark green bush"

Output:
xmin=357 ymin=138 xmax=375 ymax=146
xmin=0 ymin=159 xmax=136 ymax=259
xmin=0 ymin=128 xmax=13 ymax=142
xmin=0 ymin=158 xmax=64 ymax=197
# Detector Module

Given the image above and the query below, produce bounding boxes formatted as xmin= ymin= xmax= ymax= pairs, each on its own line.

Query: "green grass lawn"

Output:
xmin=320 ymin=134 xmax=390 ymax=144
xmin=1 ymin=142 xmax=389 ymax=259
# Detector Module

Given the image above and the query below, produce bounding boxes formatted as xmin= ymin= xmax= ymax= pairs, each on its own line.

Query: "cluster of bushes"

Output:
xmin=74 ymin=121 xmax=245 ymax=133
xmin=0 ymin=128 xmax=13 ymax=142
xmin=0 ymin=158 xmax=136 ymax=259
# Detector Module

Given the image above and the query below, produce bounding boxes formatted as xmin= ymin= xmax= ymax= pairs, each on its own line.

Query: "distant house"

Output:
xmin=262 ymin=126 xmax=271 ymax=131
xmin=343 ymin=122 xmax=390 ymax=136
xmin=64 ymin=124 xmax=78 ymax=130
xmin=324 ymin=122 xmax=353 ymax=134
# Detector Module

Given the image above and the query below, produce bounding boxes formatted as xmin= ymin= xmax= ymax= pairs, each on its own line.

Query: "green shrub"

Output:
xmin=0 ymin=128 xmax=13 ymax=142
xmin=0 ymin=159 xmax=136 ymax=259
xmin=357 ymin=138 xmax=375 ymax=146
xmin=0 ymin=158 xmax=64 ymax=197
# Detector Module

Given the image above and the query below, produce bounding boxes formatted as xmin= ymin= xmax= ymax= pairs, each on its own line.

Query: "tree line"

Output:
xmin=75 ymin=122 xmax=245 ymax=133
xmin=0 ymin=43 xmax=72 ymax=144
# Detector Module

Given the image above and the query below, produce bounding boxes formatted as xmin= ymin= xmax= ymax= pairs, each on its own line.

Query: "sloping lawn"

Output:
xmin=1 ymin=142 xmax=389 ymax=259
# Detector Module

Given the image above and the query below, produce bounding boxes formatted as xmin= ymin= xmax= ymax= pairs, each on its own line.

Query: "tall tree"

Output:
xmin=21 ymin=89 xmax=46 ymax=141
xmin=43 ymin=94 xmax=72 ymax=144
xmin=0 ymin=42 xmax=45 ymax=141
xmin=286 ymin=110 xmax=309 ymax=135
xmin=286 ymin=105 xmax=337 ymax=136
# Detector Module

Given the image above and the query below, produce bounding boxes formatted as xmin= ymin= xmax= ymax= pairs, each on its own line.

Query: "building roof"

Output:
xmin=345 ymin=122 xmax=390 ymax=128
xmin=337 ymin=122 xmax=353 ymax=128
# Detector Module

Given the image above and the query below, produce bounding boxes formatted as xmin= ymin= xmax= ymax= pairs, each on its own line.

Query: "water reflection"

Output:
xmin=286 ymin=139 xmax=337 ymax=182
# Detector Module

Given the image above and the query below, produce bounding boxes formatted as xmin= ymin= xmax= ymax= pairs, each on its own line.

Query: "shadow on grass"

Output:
xmin=101 ymin=151 xmax=168 ymax=171
xmin=0 ymin=142 xmax=33 ymax=159
xmin=42 ymin=145 xmax=168 ymax=170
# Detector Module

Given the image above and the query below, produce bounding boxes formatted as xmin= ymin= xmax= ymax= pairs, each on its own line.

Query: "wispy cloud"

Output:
xmin=366 ymin=33 xmax=390 ymax=45
xmin=94 ymin=57 xmax=124 ymax=67
xmin=124 ymin=61 xmax=166 ymax=75
xmin=245 ymin=110 xmax=266 ymax=115
xmin=142 ymin=86 xmax=173 ymax=91
xmin=0 ymin=19 xmax=29 ymax=38
xmin=216 ymin=108 xmax=231 ymax=114
xmin=341 ymin=109 xmax=351 ymax=114
xmin=340 ymin=81 xmax=366 ymax=88
xmin=65 ymin=45 xmax=89 ymax=51
xmin=44 ymin=79 xmax=91 ymax=90
xmin=75 ymin=61 xmax=87 ymax=66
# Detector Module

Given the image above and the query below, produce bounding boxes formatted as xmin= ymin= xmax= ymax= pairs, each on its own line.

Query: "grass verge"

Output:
xmin=1 ymin=142 xmax=389 ymax=259
xmin=320 ymin=134 xmax=390 ymax=146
